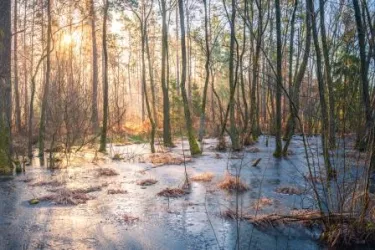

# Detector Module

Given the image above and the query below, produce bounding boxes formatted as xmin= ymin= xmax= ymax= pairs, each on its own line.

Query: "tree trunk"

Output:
xmin=274 ymin=0 xmax=283 ymax=158
xmin=161 ymin=0 xmax=173 ymax=146
xmin=198 ymin=0 xmax=210 ymax=142
xmin=23 ymin=0 xmax=29 ymax=130
xmin=175 ymin=9 xmax=180 ymax=94
xmin=90 ymin=0 xmax=99 ymax=132
xmin=178 ymin=0 xmax=201 ymax=155
xmin=352 ymin=0 xmax=374 ymax=220
xmin=239 ymin=1 xmax=249 ymax=143
xmin=250 ymin=0 xmax=262 ymax=141
xmin=13 ymin=0 xmax=22 ymax=132
xmin=283 ymin=0 xmax=312 ymax=155
xmin=27 ymin=2 xmax=36 ymax=159
xmin=308 ymin=0 xmax=332 ymax=174
xmin=0 ymin=0 xmax=12 ymax=174
xmin=319 ymin=0 xmax=336 ymax=148
xmin=140 ymin=2 xmax=156 ymax=153
xmin=145 ymin=30 xmax=157 ymax=125
xmin=186 ymin=1 xmax=192 ymax=101
xmin=227 ymin=0 xmax=241 ymax=151
xmin=99 ymin=0 xmax=109 ymax=152
xmin=38 ymin=0 xmax=52 ymax=158
xmin=353 ymin=0 xmax=371 ymax=133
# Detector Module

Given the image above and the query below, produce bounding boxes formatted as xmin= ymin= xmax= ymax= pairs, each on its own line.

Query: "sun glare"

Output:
xmin=111 ymin=19 xmax=123 ymax=34
xmin=61 ymin=31 xmax=81 ymax=47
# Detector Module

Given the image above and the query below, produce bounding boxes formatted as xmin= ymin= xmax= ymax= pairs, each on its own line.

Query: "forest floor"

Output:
xmin=0 ymin=135 xmax=372 ymax=250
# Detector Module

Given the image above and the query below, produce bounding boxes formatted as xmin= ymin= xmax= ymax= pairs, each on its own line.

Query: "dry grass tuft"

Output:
xmin=30 ymin=179 xmax=65 ymax=187
xmin=96 ymin=168 xmax=119 ymax=176
xmin=157 ymin=187 xmax=186 ymax=198
xmin=190 ymin=172 xmax=214 ymax=182
xmin=112 ymin=153 xmax=124 ymax=161
xmin=39 ymin=188 xmax=92 ymax=205
xmin=137 ymin=179 xmax=158 ymax=186
xmin=149 ymin=153 xmax=191 ymax=166
xmin=123 ymin=214 xmax=139 ymax=224
xmin=275 ymin=186 xmax=303 ymax=195
xmin=73 ymin=186 xmax=102 ymax=193
xmin=251 ymin=197 xmax=273 ymax=210
xmin=322 ymin=222 xmax=375 ymax=247
xmin=107 ymin=189 xmax=127 ymax=194
xmin=218 ymin=174 xmax=249 ymax=192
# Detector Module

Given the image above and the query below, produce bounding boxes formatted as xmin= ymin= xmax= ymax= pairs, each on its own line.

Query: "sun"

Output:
xmin=61 ymin=31 xmax=81 ymax=46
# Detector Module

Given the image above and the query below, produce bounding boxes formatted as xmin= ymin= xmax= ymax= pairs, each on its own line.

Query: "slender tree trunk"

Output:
xmin=308 ymin=0 xmax=332 ymax=174
xmin=145 ymin=30 xmax=157 ymax=124
xmin=90 ymin=0 xmax=99 ymax=132
xmin=27 ymin=2 xmax=36 ymax=159
xmin=198 ymin=0 xmax=210 ymax=142
xmin=210 ymin=66 xmax=216 ymax=131
xmin=23 ymin=0 xmax=29 ymax=130
xmin=352 ymin=0 xmax=373 ymax=220
xmin=319 ymin=0 xmax=336 ymax=148
xmin=38 ymin=0 xmax=52 ymax=158
xmin=353 ymin=0 xmax=371 ymax=132
xmin=274 ymin=0 xmax=283 ymax=157
xmin=283 ymin=0 xmax=312 ymax=155
xmin=13 ymin=0 xmax=21 ymax=132
xmin=161 ymin=0 xmax=173 ymax=146
xmin=178 ymin=0 xmax=201 ymax=155
xmin=250 ymin=0 xmax=262 ymax=141
xmin=99 ymin=0 xmax=109 ymax=152
xmin=140 ymin=2 xmax=156 ymax=153
xmin=283 ymin=0 xmax=297 ymax=143
xmin=240 ymin=1 xmax=249 ymax=142
xmin=0 ymin=0 xmax=12 ymax=174
xmin=186 ymin=0 xmax=192 ymax=101
xmin=175 ymin=9 xmax=180 ymax=94
xmin=142 ymin=27 xmax=156 ymax=152
xmin=226 ymin=0 xmax=241 ymax=151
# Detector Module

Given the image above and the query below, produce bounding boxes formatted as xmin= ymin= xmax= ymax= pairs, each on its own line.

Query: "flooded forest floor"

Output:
xmin=0 ymin=135 xmax=374 ymax=250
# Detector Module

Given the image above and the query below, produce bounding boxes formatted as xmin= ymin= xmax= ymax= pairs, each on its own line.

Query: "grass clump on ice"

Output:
xmin=218 ymin=174 xmax=249 ymax=193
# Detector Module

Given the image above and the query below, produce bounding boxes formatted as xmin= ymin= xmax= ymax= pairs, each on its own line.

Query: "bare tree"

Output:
xmin=99 ymin=0 xmax=110 ymax=152
xmin=0 ymin=0 xmax=12 ymax=174
xmin=14 ymin=0 xmax=22 ymax=132
xmin=178 ymin=0 xmax=201 ymax=155
xmin=161 ymin=0 xmax=173 ymax=146
xmin=319 ymin=0 xmax=336 ymax=148
xmin=283 ymin=0 xmax=311 ymax=155
xmin=308 ymin=0 xmax=332 ymax=174
xmin=198 ymin=0 xmax=210 ymax=142
xmin=274 ymin=0 xmax=282 ymax=157
xmin=38 ymin=0 xmax=53 ymax=158
xmin=90 ymin=0 xmax=99 ymax=132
